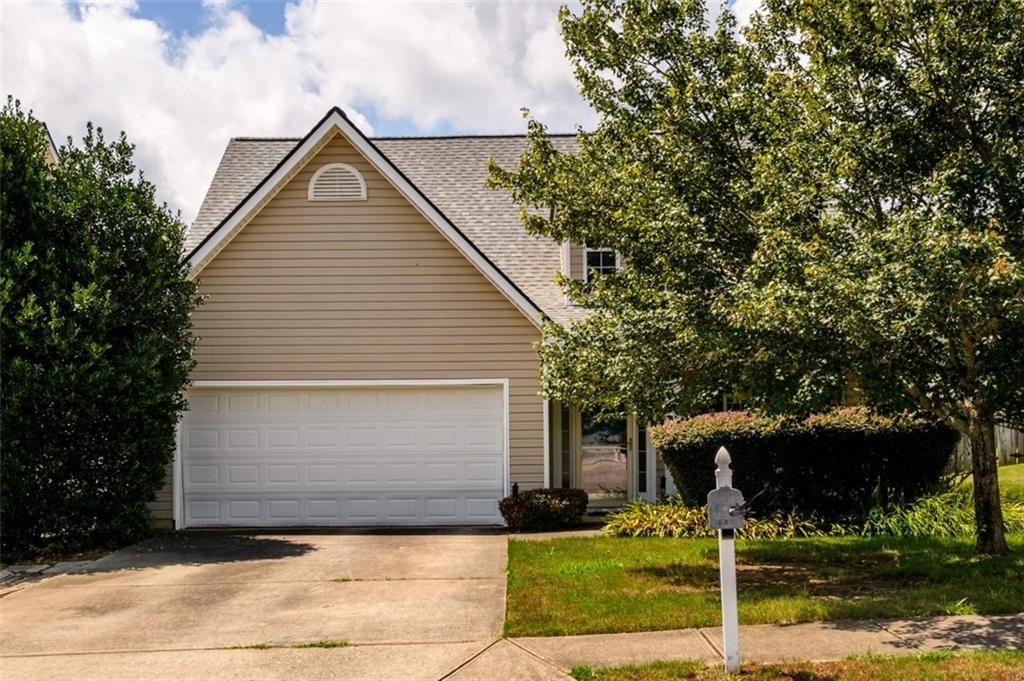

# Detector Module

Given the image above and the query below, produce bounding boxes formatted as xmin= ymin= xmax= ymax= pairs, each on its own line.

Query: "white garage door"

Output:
xmin=181 ymin=384 xmax=506 ymax=527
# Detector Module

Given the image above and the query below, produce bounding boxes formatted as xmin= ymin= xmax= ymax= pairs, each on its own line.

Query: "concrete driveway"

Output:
xmin=0 ymin=529 xmax=511 ymax=680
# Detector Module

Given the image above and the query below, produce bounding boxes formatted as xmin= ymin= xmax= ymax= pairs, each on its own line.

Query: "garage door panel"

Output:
xmin=227 ymin=464 xmax=259 ymax=484
xmin=466 ymin=461 xmax=501 ymax=485
xmin=308 ymin=462 xmax=342 ymax=484
xmin=182 ymin=385 xmax=506 ymax=526
xmin=189 ymin=500 xmax=221 ymax=522
xmin=308 ymin=498 xmax=340 ymax=519
xmin=182 ymin=422 xmax=503 ymax=455
xmin=425 ymin=497 xmax=458 ymax=521
xmin=186 ymin=390 xmax=508 ymax=419
xmin=267 ymin=428 xmax=301 ymax=448
xmin=187 ymin=465 xmax=220 ymax=485
xmin=466 ymin=496 xmax=503 ymax=521
xmin=228 ymin=393 xmax=259 ymax=414
xmin=228 ymin=499 xmax=260 ymax=521
xmin=184 ymin=492 xmax=503 ymax=526
xmin=187 ymin=458 xmax=502 ymax=488
xmin=268 ymin=499 xmax=300 ymax=520
xmin=467 ymin=424 xmax=501 ymax=448
xmin=186 ymin=428 xmax=220 ymax=449
xmin=268 ymin=464 xmax=300 ymax=483
xmin=347 ymin=498 xmax=380 ymax=521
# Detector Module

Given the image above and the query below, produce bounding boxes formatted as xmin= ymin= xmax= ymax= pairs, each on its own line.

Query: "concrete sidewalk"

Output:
xmin=4 ymin=613 xmax=1020 ymax=679
xmin=445 ymin=613 xmax=1024 ymax=680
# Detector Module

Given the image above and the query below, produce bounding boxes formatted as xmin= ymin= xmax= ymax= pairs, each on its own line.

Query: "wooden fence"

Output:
xmin=951 ymin=425 xmax=1024 ymax=472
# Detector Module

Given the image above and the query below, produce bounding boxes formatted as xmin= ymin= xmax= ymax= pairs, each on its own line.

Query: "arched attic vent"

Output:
xmin=307 ymin=162 xmax=367 ymax=201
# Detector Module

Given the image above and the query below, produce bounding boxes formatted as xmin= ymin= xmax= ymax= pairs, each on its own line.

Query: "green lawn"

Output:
xmin=955 ymin=462 xmax=1024 ymax=505
xmin=999 ymin=463 xmax=1024 ymax=501
xmin=959 ymin=463 xmax=1024 ymax=502
xmin=505 ymin=534 xmax=1024 ymax=637
xmin=570 ymin=651 xmax=1024 ymax=681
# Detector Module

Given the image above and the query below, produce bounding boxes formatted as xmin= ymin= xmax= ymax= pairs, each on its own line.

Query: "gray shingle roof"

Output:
xmin=187 ymin=134 xmax=582 ymax=325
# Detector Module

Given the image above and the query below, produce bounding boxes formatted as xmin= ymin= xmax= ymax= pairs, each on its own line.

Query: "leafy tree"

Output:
xmin=1 ymin=99 xmax=200 ymax=559
xmin=489 ymin=0 xmax=1023 ymax=553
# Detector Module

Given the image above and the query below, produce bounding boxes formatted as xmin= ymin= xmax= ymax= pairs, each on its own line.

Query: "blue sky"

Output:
xmin=4 ymin=0 xmax=756 ymax=220
xmin=134 ymin=1 xmax=288 ymax=38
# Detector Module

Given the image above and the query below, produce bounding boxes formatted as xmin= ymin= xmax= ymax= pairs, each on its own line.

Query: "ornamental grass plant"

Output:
xmin=603 ymin=489 xmax=1024 ymax=539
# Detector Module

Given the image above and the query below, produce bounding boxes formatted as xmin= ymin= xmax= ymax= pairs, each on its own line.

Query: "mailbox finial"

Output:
xmin=715 ymin=446 xmax=733 ymax=488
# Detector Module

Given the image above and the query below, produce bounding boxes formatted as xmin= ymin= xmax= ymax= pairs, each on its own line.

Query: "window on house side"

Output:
xmin=584 ymin=248 xmax=617 ymax=281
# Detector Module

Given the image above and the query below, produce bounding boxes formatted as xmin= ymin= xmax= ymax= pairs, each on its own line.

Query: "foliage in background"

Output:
xmin=0 ymin=99 xmax=200 ymax=560
xmin=489 ymin=0 xmax=1024 ymax=553
xmin=500 ymin=488 xmax=589 ymax=532
xmin=856 ymin=490 xmax=1024 ymax=539
xmin=603 ymin=489 xmax=1024 ymax=540
xmin=602 ymin=497 xmax=826 ymax=539
xmin=652 ymin=408 xmax=955 ymax=519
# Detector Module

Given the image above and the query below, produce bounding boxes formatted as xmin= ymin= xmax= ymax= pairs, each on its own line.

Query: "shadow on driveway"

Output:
xmin=82 ymin=525 xmax=505 ymax=574
xmin=80 ymin=533 xmax=317 ymax=573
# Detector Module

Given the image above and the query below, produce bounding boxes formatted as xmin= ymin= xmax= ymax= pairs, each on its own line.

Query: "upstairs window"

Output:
xmin=584 ymin=247 xmax=617 ymax=282
xmin=308 ymin=163 xmax=367 ymax=201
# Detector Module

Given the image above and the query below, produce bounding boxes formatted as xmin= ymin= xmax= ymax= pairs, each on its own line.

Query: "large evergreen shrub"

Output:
xmin=1 ymin=99 xmax=200 ymax=560
xmin=652 ymin=408 xmax=957 ymax=520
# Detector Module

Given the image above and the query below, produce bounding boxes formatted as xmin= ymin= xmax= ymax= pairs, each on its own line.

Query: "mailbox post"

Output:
xmin=707 ymin=446 xmax=743 ymax=673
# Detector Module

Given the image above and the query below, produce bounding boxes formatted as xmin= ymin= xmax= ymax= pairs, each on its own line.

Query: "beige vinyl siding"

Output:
xmin=568 ymin=243 xmax=586 ymax=281
xmin=150 ymin=133 xmax=544 ymax=523
xmin=148 ymin=462 xmax=173 ymax=528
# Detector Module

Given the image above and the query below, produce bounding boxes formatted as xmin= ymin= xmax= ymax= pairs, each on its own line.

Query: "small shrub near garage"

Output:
xmin=652 ymin=408 xmax=956 ymax=521
xmin=500 ymin=488 xmax=588 ymax=532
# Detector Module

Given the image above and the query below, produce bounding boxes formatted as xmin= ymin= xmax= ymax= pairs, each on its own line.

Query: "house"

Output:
xmin=39 ymin=121 xmax=59 ymax=164
xmin=150 ymin=107 xmax=665 ymax=529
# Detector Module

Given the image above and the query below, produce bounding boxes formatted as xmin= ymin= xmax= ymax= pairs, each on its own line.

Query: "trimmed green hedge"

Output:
xmin=500 ymin=488 xmax=589 ymax=532
xmin=651 ymin=408 xmax=957 ymax=520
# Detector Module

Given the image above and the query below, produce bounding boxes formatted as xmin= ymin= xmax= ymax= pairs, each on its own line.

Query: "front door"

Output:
xmin=580 ymin=413 xmax=629 ymax=506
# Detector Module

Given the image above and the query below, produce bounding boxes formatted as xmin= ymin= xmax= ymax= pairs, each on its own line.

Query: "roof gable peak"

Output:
xmin=186 ymin=108 xmax=546 ymax=328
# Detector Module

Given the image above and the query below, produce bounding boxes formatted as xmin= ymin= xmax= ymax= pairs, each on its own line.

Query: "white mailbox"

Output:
xmin=708 ymin=485 xmax=745 ymax=531
xmin=709 ymin=446 xmax=742 ymax=673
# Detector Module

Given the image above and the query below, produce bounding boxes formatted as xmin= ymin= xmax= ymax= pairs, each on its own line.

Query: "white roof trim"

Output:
xmin=191 ymin=378 xmax=509 ymax=388
xmin=186 ymin=108 xmax=545 ymax=328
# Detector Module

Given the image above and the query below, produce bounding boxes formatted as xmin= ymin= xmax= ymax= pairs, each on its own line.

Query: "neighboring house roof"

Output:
xmin=38 ymin=122 xmax=58 ymax=164
xmin=187 ymin=113 xmax=582 ymax=325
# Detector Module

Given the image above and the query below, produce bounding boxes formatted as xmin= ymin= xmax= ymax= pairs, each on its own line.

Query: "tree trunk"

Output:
xmin=967 ymin=410 xmax=1009 ymax=555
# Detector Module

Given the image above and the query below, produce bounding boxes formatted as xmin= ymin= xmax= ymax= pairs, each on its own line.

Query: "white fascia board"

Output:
xmin=543 ymin=398 xmax=551 ymax=488
xmin=172 ymin=421 xmax=183 ymax=529
xmin=187 ymin=115 xmax=338 ymax=276
xmin=190 ymin=378 xmax=510 ymax=388
xmin=187 ymin=109 xmax=545 ymax=329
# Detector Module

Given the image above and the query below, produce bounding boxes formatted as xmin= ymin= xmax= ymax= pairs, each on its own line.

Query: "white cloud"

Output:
xmin=1 ymin=0 xmax=594 ymax=222
xmin=730 ymin=0 xmax=762 ymax=30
